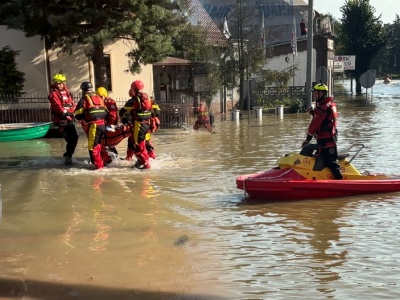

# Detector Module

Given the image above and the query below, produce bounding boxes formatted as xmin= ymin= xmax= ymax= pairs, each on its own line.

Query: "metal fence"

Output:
xmin=0 ymin=95 xmax=196 ymax=129
xmin=0 ymin=95 xmax=51 ymax=123
xmin=0 ymin=87 xmax=305 ymax=126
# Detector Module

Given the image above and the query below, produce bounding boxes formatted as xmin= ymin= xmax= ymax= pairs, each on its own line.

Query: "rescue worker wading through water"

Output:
xmin=48 ymin=72 xmax=79 ymax=165
xmin=75 ymin=82 xmax=108 ymax=169
xmin=193 ymin=101 xmax=213 ymax=133
xmin=119 ymin=80 xmax=152 ymax=169
xmin=96 ymin=87 xmax=119 ymax=157
xmin=145 ymin=96 xmax=161 ymax=159
xmin=301 ymin=83 xmax=343 ymax=180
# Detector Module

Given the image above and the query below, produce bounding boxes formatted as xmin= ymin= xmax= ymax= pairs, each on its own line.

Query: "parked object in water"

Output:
xmin=0 ymin=122 xmax=52 ymax=142
xmin=236 ymin=143 xmax=400 ymax=201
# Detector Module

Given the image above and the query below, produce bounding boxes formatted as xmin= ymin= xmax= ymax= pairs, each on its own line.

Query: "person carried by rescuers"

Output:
xmin=74 ymin=82 xmax=109 ymax=170
xmin=145 ymin=96 xmax=161 ymax=159
xmin=48 ymin=71 xmax=79 ymax=165
xmin=301 ymin=83 xmax=343 ymax=180
xmin=96 ymin=87 xmax=119 ymax=158
xmin=193 ymin=101 xmax=213 ymax=133
xmin=300 ymin=19 xmax=307 ymax=38
xmin=119 ymin=80 xmax=152 ymax=169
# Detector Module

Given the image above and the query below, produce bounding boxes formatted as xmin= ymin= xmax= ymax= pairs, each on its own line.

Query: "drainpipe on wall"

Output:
xmin=305 ymin=0 xmax=314 ymax=108
xmin=44 ymin=36 xmax=51 ymax=94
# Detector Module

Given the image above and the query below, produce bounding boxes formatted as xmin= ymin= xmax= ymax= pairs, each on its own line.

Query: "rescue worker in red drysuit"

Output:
xmin=193 ymin=101 xmax=213 ymax=133
xmin=119 ymin=89 xmax=135 ymax=160
xmin=48 ymin=72 xmax=79 ymax=165
xmin=301 ymin=83 xmax=343 ymax=180
xmin=74 ymin=82 xmax=108 ymax=170
xmin=145 ymin=96 xmax=161 ymax=159
xmin=96 ymin=87 xmax=118 ymax=161
xmin=120 ymin=89 xmax=134 ymax=124
xmin=119 ymin=80 xmax=152 ymax=169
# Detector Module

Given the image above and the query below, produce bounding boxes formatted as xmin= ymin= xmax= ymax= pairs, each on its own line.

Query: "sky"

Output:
xmin=312 ymin=0 xmax=398 ymax=24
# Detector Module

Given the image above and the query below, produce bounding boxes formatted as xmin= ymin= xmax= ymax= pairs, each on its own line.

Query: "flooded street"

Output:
xmin=1 ymin=80 xmax=400 ymax=299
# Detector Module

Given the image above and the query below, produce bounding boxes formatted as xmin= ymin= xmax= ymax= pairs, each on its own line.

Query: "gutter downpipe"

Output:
xmin=44 ymin=37 xmax=51 ymax=94
xmin=306 ymin=0 xmax=314 ymax=107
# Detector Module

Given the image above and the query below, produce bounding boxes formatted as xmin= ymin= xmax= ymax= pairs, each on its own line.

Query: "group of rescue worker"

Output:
xmin=48 ymin=71 xmax=342 ymax=179
xmin=48 ymin=72 xmax=160 ymax=170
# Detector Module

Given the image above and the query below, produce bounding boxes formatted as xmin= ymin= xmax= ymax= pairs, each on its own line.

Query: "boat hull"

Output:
xmin=236 ymin=169 xmax=400 ymax=200
xmin=0 ymin=122 xmax=52 ymax=142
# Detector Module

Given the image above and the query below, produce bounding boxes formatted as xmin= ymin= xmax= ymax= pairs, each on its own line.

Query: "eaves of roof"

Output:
xmin=181 ymin=0 xmax=228 ymax=47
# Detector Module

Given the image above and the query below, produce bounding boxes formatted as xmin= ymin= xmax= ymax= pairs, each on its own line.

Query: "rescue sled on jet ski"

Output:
xmin=236 ymin=143 xmax=400 ymax=201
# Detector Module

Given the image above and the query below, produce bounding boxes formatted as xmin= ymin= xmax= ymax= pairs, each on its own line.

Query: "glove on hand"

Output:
xmin=301 ymin=140 xmax=309 ymax=148
xmin=65 ymin=112 xmax=74 ymax=117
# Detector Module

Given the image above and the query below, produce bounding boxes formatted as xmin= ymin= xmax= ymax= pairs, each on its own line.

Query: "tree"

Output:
xmin=339 ymin=0 xmax=387 ymax=95
xmin=0 ymin=0 xmax=187 ymax=87
xmin=389 ymin=15 xmax=400 ymax=76
xmin=368 ymin=14 xmax=400 ymax=78
xmin=171 ymin=14 xmax=233 ymax=110
xmin=0 ymin=46 xmax=25 ymax=95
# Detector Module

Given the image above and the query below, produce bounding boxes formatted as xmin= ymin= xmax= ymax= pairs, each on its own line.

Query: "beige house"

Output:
xmin=0 ymin=25 xmax=153 ymax=100
xmin=1 ymin=0 xmax=335 ymax=118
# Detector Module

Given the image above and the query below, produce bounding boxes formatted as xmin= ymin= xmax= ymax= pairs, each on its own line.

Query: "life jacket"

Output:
xmin=130 ymin=91 xmax=152 ymax=122
xmin=48 ymin=86 xmax=75 ymax=125
xmin=82 ymin=94 xmax=108 ymax=123
xmin=196 ymin=103 xmax=208 ymax=116
xmin=151 ymin=103 xmax=161 ymax=118
xmin=148 ymin=103 xmax=161 ymax=133
xmin=318 ymin=102 xmax=338 ymax=138
xmin=105 ymin=98 xmax=119 ymax=125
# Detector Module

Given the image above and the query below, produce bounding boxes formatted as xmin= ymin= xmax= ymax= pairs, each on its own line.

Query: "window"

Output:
xmin=92 ymin=54 xmax=112 ymax=91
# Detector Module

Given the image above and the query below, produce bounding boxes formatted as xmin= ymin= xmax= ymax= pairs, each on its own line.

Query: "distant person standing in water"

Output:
xmin=193 ymin=101 xmax=213 ymax=133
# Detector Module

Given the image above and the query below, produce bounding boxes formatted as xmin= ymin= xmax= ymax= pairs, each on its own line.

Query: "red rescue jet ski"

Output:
xmin=236 ymin=144 xmax=400 ymax=201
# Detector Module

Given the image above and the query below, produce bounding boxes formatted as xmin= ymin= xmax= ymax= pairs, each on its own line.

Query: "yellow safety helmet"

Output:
xmin=96 ymin=87 xmax=108 ymax=98
xmin=313 ymin=83 xmax=328 ymax=92
xmin=53 ymin=72 xmax=66 ymax=83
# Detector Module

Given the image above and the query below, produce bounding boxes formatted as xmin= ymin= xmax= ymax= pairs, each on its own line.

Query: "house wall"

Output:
xmin=48 ymin=40 xmax=154 ymax=99
xmin=0 ymin=26 xmax=153 ymax=100
xmin=0 ymin=26 xmax=47 ymax=95
xmin=265 ymin=48 xmax=316 ymax=87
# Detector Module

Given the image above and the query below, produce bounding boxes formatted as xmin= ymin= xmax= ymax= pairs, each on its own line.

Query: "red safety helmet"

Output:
xmin=131 ymin=80 xmax=144 ymax=91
